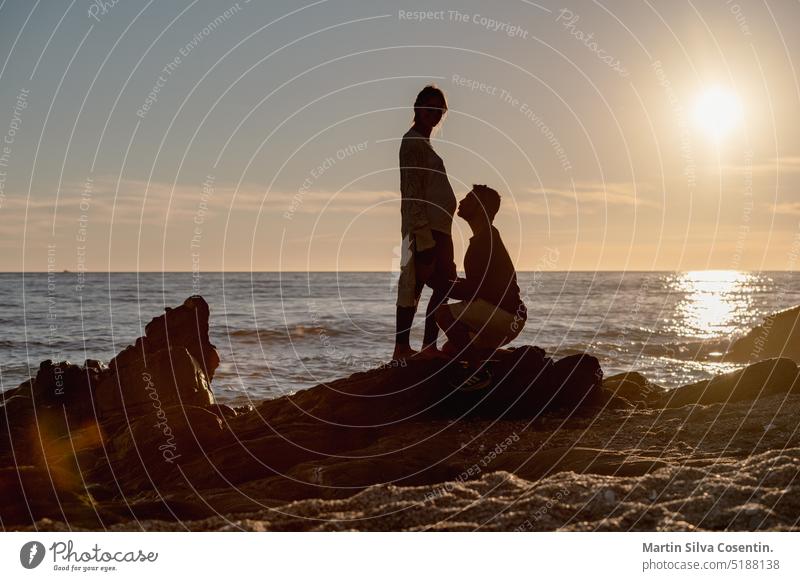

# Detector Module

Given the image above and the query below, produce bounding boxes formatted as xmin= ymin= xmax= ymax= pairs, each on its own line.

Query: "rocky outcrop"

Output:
xmin=3 ymin=297 xmax=800 ymax=531
xmin=96 ymin=295 xmax=219 ymax=422
xmin=95 ymin=346 xmax=214 ymax=421
xmin=0 ymin=296 xmax=222 ymax=527
xmin=658 ymin=357 xmax=800 ymax=408
xmin=728 ymin=305 xmax=800 ymax=363
xmin=84 ymin=345 xmax=608 ymax=505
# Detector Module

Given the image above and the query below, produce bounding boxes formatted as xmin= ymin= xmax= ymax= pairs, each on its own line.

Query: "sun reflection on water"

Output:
xmin=665 ymin=270 xmax=755 ymax=339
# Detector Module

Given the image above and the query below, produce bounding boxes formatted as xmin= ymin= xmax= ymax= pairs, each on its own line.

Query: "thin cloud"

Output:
xmin=526 ymin=181 xmax=661 ymax=210
xmin=771 ymin=202 xmax=800 ymax=215
xmin=58 ymin=177 xmax=399 ymax=218
xmin=723 ymin=156 xmax=800 ymax=174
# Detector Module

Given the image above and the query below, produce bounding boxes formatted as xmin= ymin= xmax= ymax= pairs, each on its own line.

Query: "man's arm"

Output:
xmin=448 ymin=276 xmax=476 ymax=300
xmin=447 ymin=242 xmax=490 ymax=300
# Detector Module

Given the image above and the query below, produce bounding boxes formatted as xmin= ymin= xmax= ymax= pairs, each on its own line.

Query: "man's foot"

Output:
xmin=392 ymin=345 xmax=418 ymax=362
xmin=414 ymin=344 xmax=450 ymax=360
xmin=451 ymin=366 xmax=493 ymax=392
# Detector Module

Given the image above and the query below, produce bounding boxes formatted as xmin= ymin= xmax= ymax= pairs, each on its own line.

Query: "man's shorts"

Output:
xmin=448 ymin=298 xmax=524 ymax=349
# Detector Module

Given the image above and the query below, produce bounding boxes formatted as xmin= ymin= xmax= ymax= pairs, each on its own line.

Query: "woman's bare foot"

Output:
xmin=392 ymin=345 xmax=418 ymax=362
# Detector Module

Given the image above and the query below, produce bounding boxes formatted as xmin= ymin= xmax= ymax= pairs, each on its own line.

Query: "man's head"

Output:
xmin=457 ymin=184 xmax=501 ymax=225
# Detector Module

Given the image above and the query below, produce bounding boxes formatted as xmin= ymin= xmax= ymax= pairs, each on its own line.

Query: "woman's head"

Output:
xmin=413 ymin=85 xmax=447 ymax=130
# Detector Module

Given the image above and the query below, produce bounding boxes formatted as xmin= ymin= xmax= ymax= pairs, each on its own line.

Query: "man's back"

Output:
xmin=459 ymin=226 xmax=526 ymax=317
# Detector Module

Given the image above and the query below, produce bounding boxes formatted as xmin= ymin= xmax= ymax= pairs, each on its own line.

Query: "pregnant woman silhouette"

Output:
xmin=393 ymin=85 xmax=457 ymax=361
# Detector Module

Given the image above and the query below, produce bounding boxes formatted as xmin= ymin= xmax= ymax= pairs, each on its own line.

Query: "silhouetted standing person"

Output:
xmin=393 ymin=85 xmax=457 ymax=361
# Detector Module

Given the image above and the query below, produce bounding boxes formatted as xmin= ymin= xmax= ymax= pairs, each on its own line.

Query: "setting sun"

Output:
xmin=692 ymin=86 xmax=744 ymax=142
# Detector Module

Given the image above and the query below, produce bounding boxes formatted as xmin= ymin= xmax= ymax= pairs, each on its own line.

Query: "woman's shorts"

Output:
xmin=396 ymin=230 xmax=456 ymax=308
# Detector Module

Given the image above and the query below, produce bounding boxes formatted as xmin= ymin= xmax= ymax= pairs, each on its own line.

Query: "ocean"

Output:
xmin=1 ymin=271 xmax=798 ymax=405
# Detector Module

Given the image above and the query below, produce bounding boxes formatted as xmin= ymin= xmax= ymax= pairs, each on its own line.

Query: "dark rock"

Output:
xmin=92 ymin=296 xmax=219 ymax=423
xmin=107 ymin=405 xmax=225 ymax=465
xmin=0 ymin=393 xmax=34 ymax=432
xmin=443 ymin=348 xmax=604 ymax=418
xmin=0 ymin=363 xmax=104 ymax=465
xmin=603 ymin=371 xmax=666 ymax=406
xmin=140 ymin=295 xmax=220 ymax=380
xmin=237 ymin=357 xmax=452 ymax=430
xmin=207 ymin=403 xmax=237 ymax=419
xmin=728 ymin=305 xmax=800 ymax=363
xmin=178 ymin=423 xmax=372 ymax=492
xmin=94 ymin=405 xmax=226 ymax=494
xmin=0 ymin=466 xmax=102 ymax=528
xmin=658 ymin=358 xmax=799 ymax=408
xmin=0 ymin=378 xmax=33 ymax=401
xmin=32 ymin=359 xmax=104 ymax=423
xmin=95 ymin=346 xmax=214 ymax=421
xmin=545 ymin=353 xmax=605 ymax=409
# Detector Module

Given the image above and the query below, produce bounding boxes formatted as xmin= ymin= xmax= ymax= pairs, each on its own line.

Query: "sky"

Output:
xmin=0 ymin=0 xmax=799 ymax=271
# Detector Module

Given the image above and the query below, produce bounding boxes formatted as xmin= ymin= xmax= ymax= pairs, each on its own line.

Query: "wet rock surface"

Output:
xmin=2 ymin=297 xmax=800 ymax=531
xmin=728 ymin=305 xmax=800 ymax=363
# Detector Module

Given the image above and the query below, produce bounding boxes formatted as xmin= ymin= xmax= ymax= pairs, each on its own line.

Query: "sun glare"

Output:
xmin=692 ymin=87 xmax=743 ymax=142
xmin=668 ymin=270 xmax=752 ymax=339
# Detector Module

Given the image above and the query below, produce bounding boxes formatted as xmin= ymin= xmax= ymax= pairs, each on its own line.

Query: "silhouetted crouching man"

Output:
xmin=435 ymin=185 xmax=527 ymax=390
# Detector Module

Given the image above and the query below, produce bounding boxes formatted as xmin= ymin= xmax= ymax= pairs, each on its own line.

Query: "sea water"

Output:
xmin=1 ymin=270 xmax=797 ymax=404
